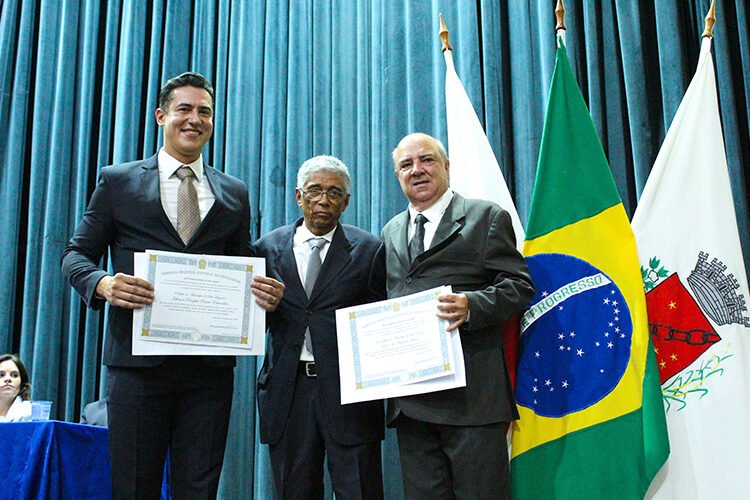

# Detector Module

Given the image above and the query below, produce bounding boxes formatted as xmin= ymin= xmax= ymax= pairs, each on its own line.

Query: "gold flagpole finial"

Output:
xmin=555 ymin=0 xmax=566 ymax=32
xmin=702 ymin=0 xmax=716 ymax=39
xmin=439 ymin=13 xmax=452 ymax=52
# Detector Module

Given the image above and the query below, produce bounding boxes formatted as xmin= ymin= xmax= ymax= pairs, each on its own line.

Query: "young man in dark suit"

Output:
xmin=62 ymin=72 xmax=284 ymax=499
xmin=381 ymin=132 xmax=535 ymax=499
xmin=253 ymin=155 xmax=386 ymax=499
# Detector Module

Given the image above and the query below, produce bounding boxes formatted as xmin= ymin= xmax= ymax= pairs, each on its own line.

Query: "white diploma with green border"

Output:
xmin=131 ymin=250 xmax=266 ymax=356
xmin=336 ymin=285 xmax=466 ymax=404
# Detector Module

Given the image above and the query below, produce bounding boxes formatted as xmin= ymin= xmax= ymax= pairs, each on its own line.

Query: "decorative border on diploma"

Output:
xmin=140 ymin=254 xmax=254 ymax=346
xmin=348 ymin=291 xmax=451 ymax=390
xmin=210 ymin=260 xmax=254 ymax=345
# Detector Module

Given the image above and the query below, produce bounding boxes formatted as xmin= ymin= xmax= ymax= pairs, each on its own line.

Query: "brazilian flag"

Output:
xmin=510 ymin=37 xmax=669 ymax=499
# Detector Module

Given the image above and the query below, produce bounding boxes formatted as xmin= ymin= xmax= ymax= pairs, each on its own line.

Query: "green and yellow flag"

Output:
xmin=510 ymin=37 xmax=669 ymax=498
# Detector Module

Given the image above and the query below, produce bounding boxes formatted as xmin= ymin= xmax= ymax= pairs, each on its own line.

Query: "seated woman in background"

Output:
xmin=0 ymin=353 xmax=32 ymax=422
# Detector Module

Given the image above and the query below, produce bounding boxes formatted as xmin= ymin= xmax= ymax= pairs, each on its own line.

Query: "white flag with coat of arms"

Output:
xmin=632 ymin=36 xmax=750 ymax=499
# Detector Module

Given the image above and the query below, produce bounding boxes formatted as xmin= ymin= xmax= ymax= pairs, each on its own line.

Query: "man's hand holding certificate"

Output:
xmin=336 ymin=286 xmax=466 ymax=404
xmin=132 ymin=250 xmax=267 ymax=355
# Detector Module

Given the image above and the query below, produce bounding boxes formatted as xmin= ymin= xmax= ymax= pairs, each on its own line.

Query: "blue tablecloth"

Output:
xmin=0 ymin=421 xmax=111 ymax=499
xmin=1 ymin=420 xmax=172 ymax=499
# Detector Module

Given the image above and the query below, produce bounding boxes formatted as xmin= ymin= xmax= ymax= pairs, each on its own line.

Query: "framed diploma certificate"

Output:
xmin=131 ymin=250 xmax=266 ymax=356
xmin=336 ymin=286 xmax=466 ymax=404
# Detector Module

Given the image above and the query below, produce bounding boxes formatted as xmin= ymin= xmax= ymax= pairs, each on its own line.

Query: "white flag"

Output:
xmin=443 ymin=50 xmax=524 ymax=245
xmin=632 ymin=37 xmax=750 ymax=499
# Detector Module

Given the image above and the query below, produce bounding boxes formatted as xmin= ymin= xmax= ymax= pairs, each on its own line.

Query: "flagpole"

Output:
xmin=439 ymin=13 xmax=452 ymax=52
xmin=702 ymin=0 xmax=716 ymax=39
xmin=555 ymin=0 xmax=566 ymax=44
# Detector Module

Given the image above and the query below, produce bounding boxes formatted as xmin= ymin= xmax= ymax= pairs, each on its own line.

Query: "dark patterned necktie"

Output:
xmin=175 ymin=166 xmax=200 ymax=244
xmin=409 ymin=214 xmax=427 ymax=263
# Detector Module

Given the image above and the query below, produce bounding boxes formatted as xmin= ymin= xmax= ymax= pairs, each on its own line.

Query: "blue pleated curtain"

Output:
xmin=0 ymin=1 xmax=747 ymax=498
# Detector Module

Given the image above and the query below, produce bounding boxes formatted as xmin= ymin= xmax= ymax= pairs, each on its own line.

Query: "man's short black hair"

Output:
xmin=157 ymin=71 xmax=215 ymax=111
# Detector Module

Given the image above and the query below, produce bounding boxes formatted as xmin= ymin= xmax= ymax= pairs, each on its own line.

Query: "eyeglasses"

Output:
xmin=299 ymin=187 xmax=347 ymax=202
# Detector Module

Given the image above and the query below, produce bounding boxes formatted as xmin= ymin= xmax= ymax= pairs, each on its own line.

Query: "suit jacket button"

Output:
xmin=287 ymin=379 xmax=293 ymax=385
xmin=405 ymin=277 xmax=412 ymax=284
xmin=293 ymin=344 xmax=300 ymax=350
xmin=306 ymin=310 xmax=312 ymax=315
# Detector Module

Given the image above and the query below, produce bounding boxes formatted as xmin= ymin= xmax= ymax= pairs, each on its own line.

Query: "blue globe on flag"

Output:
xmin=516 ymin=253 xmax=633 ymax=417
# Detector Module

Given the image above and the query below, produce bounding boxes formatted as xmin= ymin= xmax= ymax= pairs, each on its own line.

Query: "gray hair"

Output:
xmin=391 ymin=132 xmax=448 ymax=170
xmin=297 ymin=155 xmax=351 ymax=192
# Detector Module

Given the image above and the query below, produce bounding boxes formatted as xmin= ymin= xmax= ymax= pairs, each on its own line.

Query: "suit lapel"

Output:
xmin=415 ymin=193 xmax=465 ymax=264
xmin=270 ymin=221 xmax=355 ymax=305
xmin=140 ymin=155 xmax=182 ymax=243
xmin=275 ymin=223 xmax=306 ymax=303
xmin=308 ymin=224 xmax=353 ymax=303
xmin=191 ymin=164 xmax=223 ymax=244
xmin=387 ymin=211 xmax=411 ymax=272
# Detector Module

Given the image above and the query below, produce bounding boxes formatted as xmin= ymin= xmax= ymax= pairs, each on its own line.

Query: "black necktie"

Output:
xmin=409 ymin=214 xmax=427 ymax=263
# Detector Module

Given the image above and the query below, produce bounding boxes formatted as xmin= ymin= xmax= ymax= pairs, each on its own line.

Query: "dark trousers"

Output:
xmin=107 ymin=358 xmax=234 ymax=499
xmin=396 ymin=415 xmax=510 ymax=500
xmin=268 ymin=369 xmax=384 ymax=500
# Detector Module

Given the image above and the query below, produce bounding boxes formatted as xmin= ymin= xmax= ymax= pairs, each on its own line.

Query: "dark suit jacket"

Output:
xmin=253 ymin=220 xmax=386 ymax=446
xmin=61 ymin=154 xmax=251 ymax=368
xmin=381 ymin=193 xmax=535 ymax=426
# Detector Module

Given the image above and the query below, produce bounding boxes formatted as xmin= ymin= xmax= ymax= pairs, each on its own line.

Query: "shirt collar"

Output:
xmin=294 ymin=220 xmax=337 ymax=245
xmin=158 ymin=148 xmax=205 ymax=182
xmin=408 ymin=188 xmax=454 ymax=224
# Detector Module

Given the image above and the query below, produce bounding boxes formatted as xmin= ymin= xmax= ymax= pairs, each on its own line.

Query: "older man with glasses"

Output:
xmin=253 ymin=155 xmax=387 ymax=499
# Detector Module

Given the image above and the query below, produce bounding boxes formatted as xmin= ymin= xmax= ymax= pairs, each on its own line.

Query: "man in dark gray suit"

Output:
xmin=382 ymin=132 xmax=535 ymax=499
xmin=253 ymin=156 xmax=386 ymax=499
xmin=62 ymin=72 xmax=284 ymax=499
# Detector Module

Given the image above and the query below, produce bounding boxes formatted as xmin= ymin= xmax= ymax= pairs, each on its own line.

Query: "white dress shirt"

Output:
xmin=408 ymin=189 xmax=454 ymax=250
xmin=293 ymin=223 xmax=336 ymax=361
xmin=157 ymin=148 xmax=215 ymax=230
xmin=0 ymin=396 xmax=32 ymax=422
